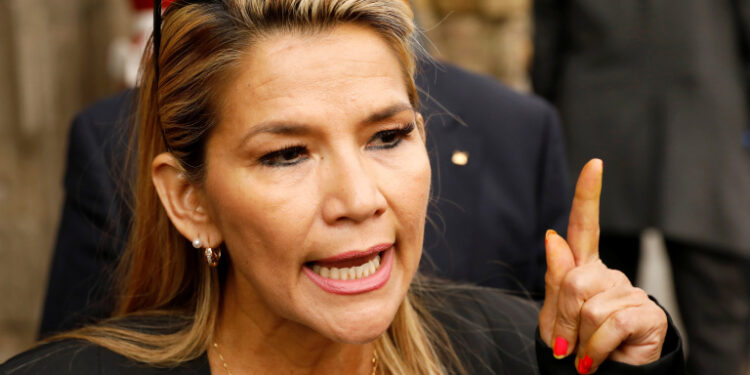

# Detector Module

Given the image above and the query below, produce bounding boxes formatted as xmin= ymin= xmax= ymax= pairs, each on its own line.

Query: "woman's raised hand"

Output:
xmin=538 ymin=159 xmax=668 ymax=374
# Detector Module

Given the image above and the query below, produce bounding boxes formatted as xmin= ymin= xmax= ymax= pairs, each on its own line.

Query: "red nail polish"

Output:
xmin=578 ymin=354 xmax=593 ymax=374
xmin=553 ymin=337 xmax=568 ymax=359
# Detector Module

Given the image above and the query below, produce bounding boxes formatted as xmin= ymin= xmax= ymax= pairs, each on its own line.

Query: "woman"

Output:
xmin=1 ymin=0 xmax=682 ymax=374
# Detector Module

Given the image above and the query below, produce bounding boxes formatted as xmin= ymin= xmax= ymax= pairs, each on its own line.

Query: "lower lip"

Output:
xmin=302 ymin=246 xmax=394 ymax=295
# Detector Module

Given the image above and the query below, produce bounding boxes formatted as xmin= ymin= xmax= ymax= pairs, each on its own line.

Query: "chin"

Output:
xmin=310 ymin=283 xmax=407 ymax=344
xmin=323 ymin=302 xmax=400 ymax=344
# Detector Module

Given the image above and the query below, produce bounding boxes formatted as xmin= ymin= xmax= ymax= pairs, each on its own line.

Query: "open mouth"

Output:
xmin=302 ymin=244 xmax=394 ymax=295
xmin=310 ymin=253 xmax=382 ymax=280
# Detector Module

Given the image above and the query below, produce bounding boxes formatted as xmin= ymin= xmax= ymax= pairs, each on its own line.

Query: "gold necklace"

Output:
xmin=212 ymin=342 xmax=233 ymax=375
xmin=371 ymin=349 xmax=378 ymax=375
xmin=212 ymin=342 xmax=378 ymax=375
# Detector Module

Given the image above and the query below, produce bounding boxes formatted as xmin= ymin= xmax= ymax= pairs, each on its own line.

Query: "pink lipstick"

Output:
xmin=303 ymin=244 xmax=394 ymax=295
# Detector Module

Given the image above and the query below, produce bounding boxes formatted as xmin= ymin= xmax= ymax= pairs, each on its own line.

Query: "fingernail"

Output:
xmin=545 ymin=229 xmax=558 ymax=247
xmin=577 ymin=354 xmax=593 ymax=374
xmin=553 ymin=336 xmax=567 ymax=359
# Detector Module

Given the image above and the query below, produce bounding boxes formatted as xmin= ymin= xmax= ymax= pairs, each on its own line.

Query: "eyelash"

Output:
xmin=258 ymin=122 xmax=416 ymax=167
xmin=368 ymin=121 xmax=415 ymax=150
xmin=258 ymin=144 xmax=309 ymax=167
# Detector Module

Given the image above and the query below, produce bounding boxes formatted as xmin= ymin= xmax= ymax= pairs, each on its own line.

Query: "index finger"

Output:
xmin=567 ymin=158 xmax=603 ymax=265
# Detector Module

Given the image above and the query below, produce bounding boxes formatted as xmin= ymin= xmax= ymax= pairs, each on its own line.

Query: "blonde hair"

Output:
xmin=51 ymin=1 xmax=467 ymax=374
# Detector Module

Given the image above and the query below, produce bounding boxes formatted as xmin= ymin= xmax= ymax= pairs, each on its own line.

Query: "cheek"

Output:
xmin=389 ymin=149 xmax=430 ymax=287
xmin=204 ymin=166 xmax=316 ymax=272
xmin=387 ymin=147 xmax=431 ymax=241
xmin=408 ymin=146 xmax=432 ymax=212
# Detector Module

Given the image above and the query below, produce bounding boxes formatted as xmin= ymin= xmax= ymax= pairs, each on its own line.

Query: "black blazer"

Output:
xmin=38 ymin=61 xmax=570 ymax=336
xmin=6 ymin=288 xmax=683 ymax=374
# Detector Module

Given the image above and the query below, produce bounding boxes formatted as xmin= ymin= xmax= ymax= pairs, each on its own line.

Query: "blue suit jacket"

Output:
xmin=39 ymin=61 xmax=570 ymax=336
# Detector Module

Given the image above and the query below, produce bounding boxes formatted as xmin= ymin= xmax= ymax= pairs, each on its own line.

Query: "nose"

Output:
xmin=320 ymin=151 xmax=387 ymax=224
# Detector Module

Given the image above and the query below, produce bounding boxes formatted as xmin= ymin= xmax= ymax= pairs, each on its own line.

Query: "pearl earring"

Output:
xmin=192 ymin=238 xmax=203 ymax=249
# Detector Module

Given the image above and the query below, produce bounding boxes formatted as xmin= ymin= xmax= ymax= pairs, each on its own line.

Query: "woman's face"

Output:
xmin=202 ymin=23 xmax=431 ymax=343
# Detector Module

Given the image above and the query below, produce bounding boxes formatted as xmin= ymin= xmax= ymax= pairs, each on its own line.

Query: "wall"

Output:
xmin=414 ymin=0 xmax=532 ymax=91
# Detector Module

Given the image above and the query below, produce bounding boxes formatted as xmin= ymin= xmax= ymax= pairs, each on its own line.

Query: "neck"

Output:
xmin=211 ymin=270 xmax=376 ymax=374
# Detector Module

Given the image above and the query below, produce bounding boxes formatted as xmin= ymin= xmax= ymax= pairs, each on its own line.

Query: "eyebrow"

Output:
xmin=362 ymin=102 xmax=414 ymax=124
xmin=239 ymin=102 xmax=414 ymax=146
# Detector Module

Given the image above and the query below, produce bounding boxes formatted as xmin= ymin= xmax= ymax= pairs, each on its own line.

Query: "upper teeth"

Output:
xmin=312 ymin=254 xmax=381 ymax=280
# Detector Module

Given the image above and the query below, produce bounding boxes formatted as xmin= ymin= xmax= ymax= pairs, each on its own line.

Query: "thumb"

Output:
xmin=539 ymin=230 xmax=576 ymax=346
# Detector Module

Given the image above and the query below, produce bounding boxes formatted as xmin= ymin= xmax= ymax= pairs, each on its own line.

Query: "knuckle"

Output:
xmin=556 ymin=316 xmax=578 ymax=333
xmin=658 ymin=312 xmax=668 ymax=332
xmin=649 ymin=303 xmax=668 ymax=329
xmin=610 ymin=269 xmax=631 ymax=285
xmin=561 ymin=269 xmax=587 ymax=296
xmin=611 ymin=310 xmax=632 ymax=333
xmin=554 ymin=310 xmax=579 ymax=332
xmin=568 ymin=221 xmax=599 ymax=234
xmin=580 ymin=301 xmax=602 ymax=326
xmin=629 ymin=287 xmax=649 ymax=301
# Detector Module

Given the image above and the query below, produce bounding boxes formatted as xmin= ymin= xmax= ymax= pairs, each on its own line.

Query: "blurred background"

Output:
xmin=0 ymin=0 xmax=132 ymax=361
xmin=0 ymin=0 xmax=683 ymax=363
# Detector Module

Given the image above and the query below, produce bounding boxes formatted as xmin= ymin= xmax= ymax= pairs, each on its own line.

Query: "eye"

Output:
xmin=367 ymin=122 xmax=416 ymax=150
xmin=259 ymin=145 xmax=309 ymax=167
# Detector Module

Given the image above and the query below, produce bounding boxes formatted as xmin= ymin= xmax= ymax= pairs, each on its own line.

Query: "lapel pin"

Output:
xmin=451 ymin=150 xmax=469 ymax=166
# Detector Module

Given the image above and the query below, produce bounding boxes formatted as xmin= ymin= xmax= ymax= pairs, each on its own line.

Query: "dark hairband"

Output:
xmin=152 ymin=0 xmax=171 ymax=152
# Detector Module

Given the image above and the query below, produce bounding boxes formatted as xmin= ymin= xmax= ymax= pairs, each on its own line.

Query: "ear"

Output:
xmin=152 ymin=153 xmax=223 ymax=248
xmin=416 ymin=112 xmax=426 ymax=142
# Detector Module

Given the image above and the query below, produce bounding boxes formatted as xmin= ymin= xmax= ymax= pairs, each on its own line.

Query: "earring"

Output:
xmin=204 ymin=247 xmax=221 ymax=267
xmin=192 ymin=238 xmax=203 ymax=249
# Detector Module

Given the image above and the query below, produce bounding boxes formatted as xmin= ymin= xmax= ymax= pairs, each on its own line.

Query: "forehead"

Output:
xmin=220 ymin=23 xmax=410 ymax=128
